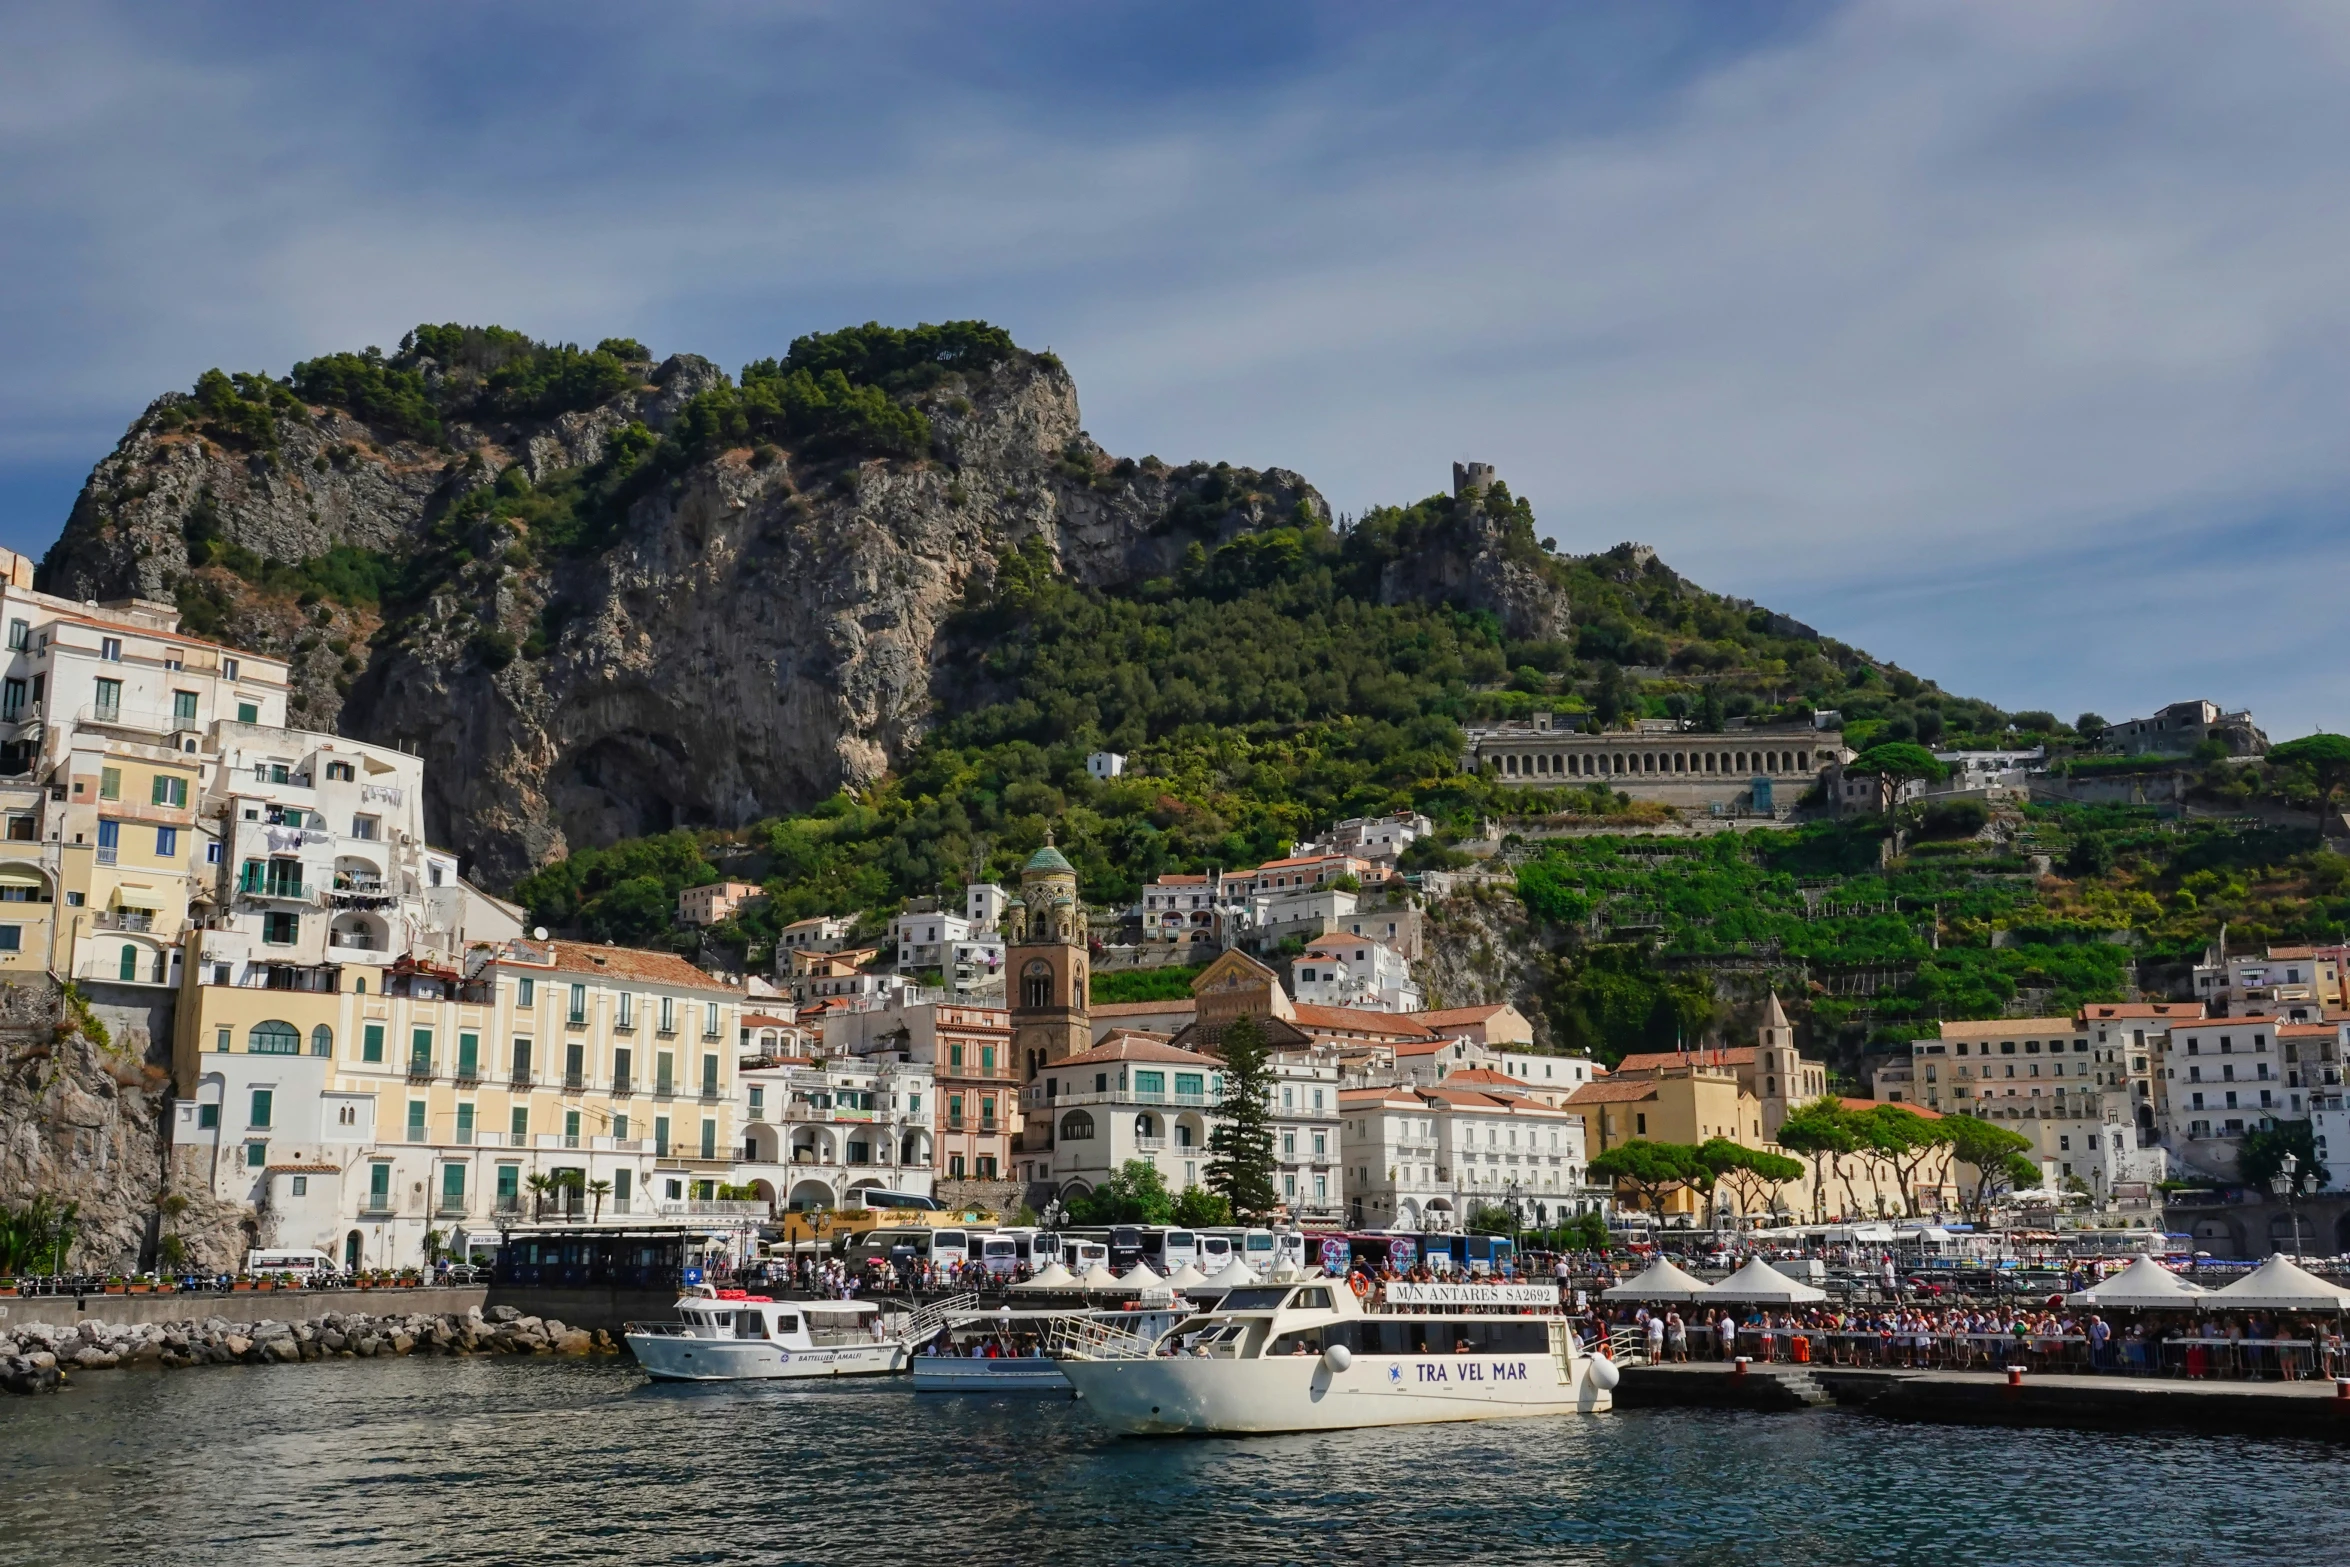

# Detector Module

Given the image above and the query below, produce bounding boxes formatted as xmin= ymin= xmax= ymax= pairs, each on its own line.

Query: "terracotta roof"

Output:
xmin=2279 ymin=1023 xmax=2339 ymax=1037
xmin=1408 ymin=1004 xmax=1512 ymax=1027
xmin=1438 ymin=1067 xmax=1525 ymax=1088
xmin=1250 ymin=854 xmax=1354 ymax=871
xmin=1616 ymin=1047 xmax=1757 ymax=1074
xmin=265 ymin=1162 xmax=341 ymax=1174
xmin=2084 ymin=1003 xmax=2204 ymax=1019
xmin=742 ymin=1013 xmax=798 ymax=1029
xmin=1150 ymin=874 xmax=1210 ymax=886
xmin=1418 ymin=1086 xmax=1567 ymax=1115
xmin=1092 ymin=1000 xmax=1197 ymax=1017
xmin=493 ymin=941 xmax=738 ymax=994
xmin=1340 ymin=1086 xmax=1425 ymax=1108
xmin=1293 ymin=1004 xmax=1434 ymax=1040
xmin=1845 ymin=1096 xmax=1942 ymax=1119
xmin=1566 ymin=1080 xmax=1662 ymax=1105
xmin=1936 ymin=1018 xmax=2079 ymax=1037
xmin=2265 ymin=946 xmax=2319 ymax=960
xmin=1056 ymin=1037 xmax=1222 ymax=1069
xmin=2170 ymin=1016 xmax=2279 ymax=1031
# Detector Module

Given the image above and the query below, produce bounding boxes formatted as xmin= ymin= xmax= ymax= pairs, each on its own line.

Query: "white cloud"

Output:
xmin=5 ymin=1 xmax=2350 ymax=734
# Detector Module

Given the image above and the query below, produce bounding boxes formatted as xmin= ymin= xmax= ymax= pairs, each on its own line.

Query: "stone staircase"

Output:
xmin=1758 ymin=1367 xmax=1834 ymax=1407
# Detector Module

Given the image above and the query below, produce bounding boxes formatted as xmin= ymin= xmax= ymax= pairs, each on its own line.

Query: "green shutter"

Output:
xmin=362 ymin=1023 xmax=384 ymax=1063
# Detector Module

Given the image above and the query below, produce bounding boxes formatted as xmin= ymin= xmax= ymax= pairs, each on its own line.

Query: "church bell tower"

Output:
xmin=1007 ymin=837 xmax=1090 ymax=1082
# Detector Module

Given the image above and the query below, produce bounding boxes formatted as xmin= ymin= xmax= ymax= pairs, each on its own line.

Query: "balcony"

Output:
xmin=359 ymin=1200 xmax=396 ymax=1218
xmin=509 ymin=1069 xmax=533 ymax=1089
xmin=92 ymin=910 xmax=154 ymax=934
xmin=328 ymin=931 xmax=381 ymax=952
xmin=435 ymin=1200 xmax=469 ymax=1217
xmin=563 ymin=1072 xmax=585 ymax=1091
xmin=611 ymin=1075 xmax=633 ymax=1097
xmin=454 ymin=1068 xmax=480 ymax=1087
xmin=407 ymin=1060 xmax=433 ymax=1082
xmin=1133 ymin=1136 xmax=1168 ymax=1152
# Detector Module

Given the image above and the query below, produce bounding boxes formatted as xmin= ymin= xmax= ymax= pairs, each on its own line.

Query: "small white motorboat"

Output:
xmin=627 ymin=1288 xmax=912 ymax=1382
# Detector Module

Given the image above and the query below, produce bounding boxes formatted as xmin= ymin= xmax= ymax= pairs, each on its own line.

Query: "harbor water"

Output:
xmin=1 ymin=1357 xmax=2344 ymax=1566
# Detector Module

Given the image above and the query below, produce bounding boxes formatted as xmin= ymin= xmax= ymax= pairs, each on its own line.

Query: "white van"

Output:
xmin=1062 ymin=1239 xmax=1110 ymax=1271
xmin=246 ymin=1248 xmax=337 ymax=1280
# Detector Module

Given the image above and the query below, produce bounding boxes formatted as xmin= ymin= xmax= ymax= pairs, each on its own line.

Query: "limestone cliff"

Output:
xmin=40 ymin=327 xmax=1555 ymax=889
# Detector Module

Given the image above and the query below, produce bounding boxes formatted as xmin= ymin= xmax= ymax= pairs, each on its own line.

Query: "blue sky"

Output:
xmin=6 ymin=1 xmax=2350 ymax=735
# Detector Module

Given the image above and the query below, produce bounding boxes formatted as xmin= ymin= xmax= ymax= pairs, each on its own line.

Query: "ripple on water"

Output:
xmin=0 ymin=1359 xmax=2344 ymax=1567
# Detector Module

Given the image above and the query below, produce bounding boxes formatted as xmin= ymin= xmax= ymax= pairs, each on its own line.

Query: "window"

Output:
xmin=457 ymin=1033 xmax=479 ymax=1078
xmin=1135 ymin=1070 xmax=1166 ymax=1096
xmin=368 ymin=1163 xmax=390 ymax=1206
xmin=950 ymin=1043 xmax=964 ymax=1068
xmin=701 ymin=1055 xmax=719 ymax=1096
xmin=617 ymin=992 xmax=634 ymax=1029
xmin=613 ymin=1113 xmax=629 ymax=1140
xmin=325 ymin=760 xmax=353 ymax=781
xmin=196 ymin=1103 xmax=218 ymax=1130
xmin=441 ymin=1164 xmax=465 ymax=1206
xmin=980 ymin=1045 xmax=995 ymax=1076
xmin=456 ymin=1103 xmax=474 ymax=1145
xmin=656 ymin=1051 xmax=675 ymax=1094
xmin=512 ymin=1038 xmax=532 ymax=1078
xmin=0 ymin=926 xmax=18 ymax=954
xmin=310 ymin=1024 xmax=332 ymax=1057
xmin=97 ymin=636 xmax=122 ymax=663
xmin=250 ymin=1088 xmax=273 ymax=1127
xmin=568 ymin=983 xmax=586 ymax=1023
xmin=654 ymin=1116 xmax=670 ymax=1156
xmin=246 ymin=1141 xmax=267 ymax=1168
xmin=98 ymin=767 xmax=120 ymax=802
xmin=406 ymin=1100 xmax=426 ymax=1140
xmin=565 ymin=1110 xmax=581 ymax=1148
xmin=155 ymin=826 xmax=178 ymax=857
xmin=511 ymin=1106 xmax=528 ymax=1139
xmin=349 ymin=814 xmax=378 ymax=841
xmin=151 ymin=774 xmax=186 ymax=808
xmin=262 ymin=911 xmax=298 ymax=945
xmin=94 ymin=677 xmax=122 ymax=719
xmin=249 ymin=1020 xmax=299 ymax=1055
xmin=1174 ymin=1072 xmax=1204 ymax=1098
xmin=410 ymin=1028 xmax=432 ymax=1069
xmin=1059 ymin=1110 xmax=1094 ymax=1140
xmin=3 ymin=619 xmax=22 ymax=651
xmin=517 ymin=976 xmax=535 ymax=1007
xmin=236 ymin=701 xmax=258 ymax=725
xmin=703 ymin=1003 xmax=720 ymax=1039
xmin=659 ymin=996 xmax=676 ymax=1034
xmin=362 ymin=1023 xmax=384 ymax=1063
xmin=0 ymin=679 xmax=21 ymax=722
xmin=700 ymin=1119 xmax=717 ymax=1159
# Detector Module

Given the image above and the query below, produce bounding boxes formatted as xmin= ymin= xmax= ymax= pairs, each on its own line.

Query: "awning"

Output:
xmin=1703 ymin=1258 xmax=1827 ymax=1304
xmin=0 ymin=868 xmax=45 ymax=888
xmin=1602 ymin=1257 xmax=1713 ymax=1301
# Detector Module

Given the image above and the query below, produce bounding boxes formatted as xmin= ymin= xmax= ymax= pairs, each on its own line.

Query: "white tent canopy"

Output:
xmin=1601 ymin=1257 xmax=1714 ymax=1302
xmin=1199 ymin=1259 xmax=1258 ymax=1291
xmin=2065 ymin=1255 xmax=2207 ymax=1309
xmin=1079 ymin=1263 xmax=1121 ymax=1290
xmin=1012 ymin=1260 xmax=1078 ymax=1292
xmin=2206 ymin=1255 xmax=2350 ymax=1311
xmin=1703 ymin=1258 xmax=1827 ymax=1304
xmin=1165 ymin=1261 xmax=1210 ymax=1289
xmin=1114 ymin=1262 xmax=1161 ymax=1291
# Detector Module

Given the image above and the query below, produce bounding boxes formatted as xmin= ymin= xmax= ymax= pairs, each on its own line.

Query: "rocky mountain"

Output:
xmin=42 ymin=324 xmax=1553 ymax=888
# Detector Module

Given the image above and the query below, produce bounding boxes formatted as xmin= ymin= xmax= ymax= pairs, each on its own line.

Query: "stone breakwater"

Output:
xmin=0 ymin=1303 xmax=617 ymax=1394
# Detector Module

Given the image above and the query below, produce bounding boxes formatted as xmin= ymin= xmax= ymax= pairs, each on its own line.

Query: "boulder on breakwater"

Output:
xmin=0 ymin=1303 xmax=617 ymax=1393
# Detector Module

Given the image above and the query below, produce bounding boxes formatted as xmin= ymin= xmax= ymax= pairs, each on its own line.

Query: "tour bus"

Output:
xmin=1061 ymin=1237 xmax=1111 ymax=1271
xmin=1136 ymin=1228 xmax=1201 ymax=1274
xmin=1197 ymin=1232 xmax=1234 ymax=1269
xmin=975 ymin=1229 xmax=1064 ymax=1278
xmin=1202 ymin=1227 xmax=1280 ymax=1272
xmin=1415 ymin=1234 xmax=1517 ymax=1276
xmin=846 ymin=1224 xmax=990 ymax=1272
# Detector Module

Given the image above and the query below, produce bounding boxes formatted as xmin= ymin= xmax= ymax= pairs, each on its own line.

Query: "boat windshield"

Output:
xmin=1218 ymin=1287 xmax=1293 ymax=1311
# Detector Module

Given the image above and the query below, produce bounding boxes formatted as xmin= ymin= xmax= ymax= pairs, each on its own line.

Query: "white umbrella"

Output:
xmin=1079 ymin=1262 xmax=1121 ymax=1290
xmin=1601 ymin=1257 xmax=1713 ymax=1302
xmin=1703 ymin=1257 xmax=1827 ymax=1304
xmin=1013 ymin=1260 xmax=1078 ymax=1292
xmin=1114 ymin=1262 xmax=1160 ymax=1292
xmin=2064 ymin=1255 xmax=2207 ymax=1309
xmin=1165 ymin=1261 xmax=1210 ymax=1289
xmin=2206 ymin=1255 xmax=2350 ymax=1311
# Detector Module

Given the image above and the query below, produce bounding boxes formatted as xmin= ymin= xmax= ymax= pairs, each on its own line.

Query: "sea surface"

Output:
xmin=1 ymin=1358 xmax=2344 ymax=1567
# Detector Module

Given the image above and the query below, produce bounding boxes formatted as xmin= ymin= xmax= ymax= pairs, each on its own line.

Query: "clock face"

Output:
xmin=1023 ymin=959 xmax=1052 ymax=978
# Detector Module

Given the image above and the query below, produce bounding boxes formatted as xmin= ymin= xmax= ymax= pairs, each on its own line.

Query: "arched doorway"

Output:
xmin=344 ymin=1230 xmax=363 ymax=1271
xmin=787 ymin=1178 xmax=835 ymax=1212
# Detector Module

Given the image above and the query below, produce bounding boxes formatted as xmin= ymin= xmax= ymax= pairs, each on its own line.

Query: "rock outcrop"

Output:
xmin=38 ymin=331 xmax=1558 ymax=888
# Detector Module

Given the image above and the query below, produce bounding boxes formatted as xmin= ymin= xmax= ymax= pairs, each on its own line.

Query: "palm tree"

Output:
xmin=524 ymin=1173 xmax=554 ymax=1220
xmin=587 ymin=1178 xmax=613 ymax=1222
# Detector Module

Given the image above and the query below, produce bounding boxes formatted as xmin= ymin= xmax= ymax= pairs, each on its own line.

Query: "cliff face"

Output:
xmin=40 ymin=340 xmax=1368 ymax=886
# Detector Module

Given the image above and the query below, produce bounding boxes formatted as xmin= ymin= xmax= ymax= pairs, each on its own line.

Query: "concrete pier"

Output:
xmin=1619 ymin=1362 xmax=2350 ymax=1441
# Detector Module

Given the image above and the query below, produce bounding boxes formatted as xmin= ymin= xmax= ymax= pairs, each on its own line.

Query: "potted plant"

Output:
xmin=103 ymin=1274 xmax=127 ymax=1294
xmin=128 ymin=1276 xmax=152 ymax=1294
xmin=231 ymin=1273 xmax=255 ymax=1292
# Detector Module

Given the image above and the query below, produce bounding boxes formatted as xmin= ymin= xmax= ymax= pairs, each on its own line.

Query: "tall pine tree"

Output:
xmin=1207 ymin=1016 xmax=1280 ymax=1221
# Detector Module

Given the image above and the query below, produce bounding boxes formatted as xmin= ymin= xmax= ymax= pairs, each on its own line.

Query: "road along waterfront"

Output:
xmin=2 ymin=1356 xmax=2346 ymax=1567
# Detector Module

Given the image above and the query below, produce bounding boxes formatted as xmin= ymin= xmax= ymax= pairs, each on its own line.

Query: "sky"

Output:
xmin=5 ymin=0 xmax=2350 ymax=736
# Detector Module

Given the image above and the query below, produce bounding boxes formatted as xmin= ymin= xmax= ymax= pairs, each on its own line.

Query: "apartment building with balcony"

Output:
xmin=169 ymin=937 xmax=747 ymax=1270
xmin=1022 ymin=1036 xmax=1226 ymax=1199
xmin=821 ymin=992 xmax=1016 ymax=1180
xmin=1269 ymin=1054 xmax=1343 ymax=1226
xmin=0 ymin=548 xmax=292 ymax=991
xmin=734 ymin=1056 xmax=934 ymax=1213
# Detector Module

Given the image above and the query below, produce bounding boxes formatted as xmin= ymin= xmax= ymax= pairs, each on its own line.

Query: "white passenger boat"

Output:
xmin=1055 ymin=1280 xmax=1618 ymax=1435
xmin=909 ymin=1307 xmax=1187 ymax=1394
xmin=627 ymin=1289 xmax=914 ymax=1381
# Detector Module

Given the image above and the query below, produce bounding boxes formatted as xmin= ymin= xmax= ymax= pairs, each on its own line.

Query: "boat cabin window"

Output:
xmin=735 ymin=1312 xmax=769 ymax=1340
xmin=1292 ymin=1287 xmax=1333 ymax=1311
xmin=1302 ymin=1320 xmax=1551 ymax=1356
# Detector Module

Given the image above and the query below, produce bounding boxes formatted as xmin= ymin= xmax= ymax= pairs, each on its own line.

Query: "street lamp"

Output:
xmin=2270 ymin=1152 xmax=2304 ymax=1257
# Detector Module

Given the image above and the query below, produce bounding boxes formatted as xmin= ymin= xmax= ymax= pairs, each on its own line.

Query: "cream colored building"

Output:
xmin=171 ymin=937 xmax=747 ymax=1270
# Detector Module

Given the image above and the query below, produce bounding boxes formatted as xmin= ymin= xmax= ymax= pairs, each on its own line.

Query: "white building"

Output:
xmin=1139 ymin=872 xmax=1222 ymax=946
xmin=773 ymin=914 xmax=854 ymax=962
xmin=1268 ymin=1054 xmax=1343 ymax=1225
xmin=1918 ymin=1016 xmax=2165 ymax=1197
xmin=1339 ymin=1079 xmax=1586 ymax=1233
xmin=2191 ymin=944 xmax=2340 ymax=1019
xmin=964 ymin=882 xmax=1008 ymax=931
xmin=734 ymin=1055 xmax=934 ymax=1213
xmin=1086 ymin=751 xmax=1127 ymax=780
xmin=1026 ymin=1037 xmax=1224 ymax=1200
xmin=1316 ymin=812 xmax=1433 ymax=863
xmin=1289 ymin=935 xmax=1421 ymax=1013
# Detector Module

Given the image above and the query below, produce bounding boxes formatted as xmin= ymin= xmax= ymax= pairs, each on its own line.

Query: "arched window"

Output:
xmin=310 ymin=1024 xmax=333 ymax=1057
xmin=1059 ymin=1110 xmax=1095 ymax=1141
xmin=249 ymin=1020 xmax=300 ymax=1055
xmin=1134 ymin=1113 xmax=1159 ymax=1140
xmin=1022 ymin=958 xmax=1053 ymax=1010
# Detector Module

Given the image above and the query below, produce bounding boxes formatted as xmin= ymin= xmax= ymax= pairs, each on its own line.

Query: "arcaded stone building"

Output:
xmin=1463 ymin=714 xmax=1850 ymax=811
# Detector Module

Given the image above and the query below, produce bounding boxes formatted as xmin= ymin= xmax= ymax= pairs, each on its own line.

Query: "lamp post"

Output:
xmin=2271 ymin=1153 xmax=2304 ymax=1257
